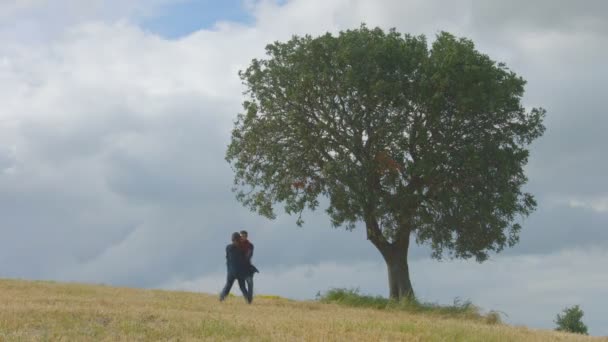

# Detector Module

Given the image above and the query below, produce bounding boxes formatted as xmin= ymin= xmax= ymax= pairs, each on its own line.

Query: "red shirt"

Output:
xmin=240 ymin=240 xmax=254 ymax=262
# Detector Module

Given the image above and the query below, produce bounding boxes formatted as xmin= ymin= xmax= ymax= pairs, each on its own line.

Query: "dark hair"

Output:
xmin=231 ymin=232 xmax=241 ymax=242
xmin=240 ymin=230 xmax=248 ymax=236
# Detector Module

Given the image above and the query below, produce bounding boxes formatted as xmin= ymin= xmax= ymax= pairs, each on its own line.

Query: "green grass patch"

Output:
xmin=196 ymin=319 xmax=252 ymax=339
xmin=316 ymin=288 xmax=502 ymax=324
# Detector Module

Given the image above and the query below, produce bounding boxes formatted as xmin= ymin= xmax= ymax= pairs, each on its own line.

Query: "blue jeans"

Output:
xmin=245 ymin=275 xmax=254 ymax=302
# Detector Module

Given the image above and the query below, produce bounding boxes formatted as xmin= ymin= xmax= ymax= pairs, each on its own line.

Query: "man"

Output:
xmin=219 ymin=232 xmax=250 ymax=303
xmin=239 ymin=230 xmax=258 ymax=303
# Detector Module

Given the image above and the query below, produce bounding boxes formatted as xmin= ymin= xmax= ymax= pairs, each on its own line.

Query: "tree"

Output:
xmin=555 ymin=305 xmax=588 ymax=335
xmin=226 ymin=25 xmax=545 ymax=300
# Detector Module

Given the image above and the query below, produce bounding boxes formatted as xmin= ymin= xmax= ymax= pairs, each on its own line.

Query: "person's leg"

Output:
xmin=236 ymin=277 xmax=250 ymax=303
xmin=219 ymin=274 xmax=236 ymax=301
xmin=245 ymin=276 xmax=254 ymax=302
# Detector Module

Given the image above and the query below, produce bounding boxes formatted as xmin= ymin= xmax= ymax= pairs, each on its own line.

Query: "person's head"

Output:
xmin=231 ymin=232 xmax=241 ymax=244
xmin=240 ymin=230 xmax=248 ymax=241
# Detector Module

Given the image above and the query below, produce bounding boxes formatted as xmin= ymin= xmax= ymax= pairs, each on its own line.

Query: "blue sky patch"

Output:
xmin=141 ymin=0 xmax=252 ymax=39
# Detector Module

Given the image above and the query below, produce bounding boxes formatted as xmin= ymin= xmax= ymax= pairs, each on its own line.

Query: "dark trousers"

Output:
xmin=220 ymin=273 xmax=249 ymax=302
xmin=245 ymin=275 xmax=254 ymax=301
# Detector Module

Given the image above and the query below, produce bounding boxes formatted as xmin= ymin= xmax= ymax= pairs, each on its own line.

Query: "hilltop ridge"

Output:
xmin=0 ymin=278 xmax=604 ymax=341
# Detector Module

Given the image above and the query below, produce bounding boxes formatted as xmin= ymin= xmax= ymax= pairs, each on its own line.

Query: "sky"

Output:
xmin=0 ymin=0 xmax=607 ymax=336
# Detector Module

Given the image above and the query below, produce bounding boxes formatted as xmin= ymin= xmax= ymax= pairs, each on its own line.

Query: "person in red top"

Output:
xmin=239 ymin=230 xmax=258 ymax=303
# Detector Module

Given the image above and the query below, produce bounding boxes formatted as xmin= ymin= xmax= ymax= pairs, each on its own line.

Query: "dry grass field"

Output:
xmin=0 ymin=278 xmax=605 ymax=341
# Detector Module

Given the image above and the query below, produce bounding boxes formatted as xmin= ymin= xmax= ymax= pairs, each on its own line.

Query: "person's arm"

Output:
xmin=249 ymin=243 xmax=254 ymax=259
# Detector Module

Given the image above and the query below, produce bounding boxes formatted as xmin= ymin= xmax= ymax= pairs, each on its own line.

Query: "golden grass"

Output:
xmin=0 ymin=278 xmax=605 ymax=341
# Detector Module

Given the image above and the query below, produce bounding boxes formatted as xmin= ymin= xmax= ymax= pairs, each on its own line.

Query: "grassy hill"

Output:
xmin=0 ymin=278 xmax=605 ymax=341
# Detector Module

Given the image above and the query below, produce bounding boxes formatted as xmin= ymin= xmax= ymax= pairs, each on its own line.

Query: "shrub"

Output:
xmin=555 ymin=305 xmax=588 ymax=335
xmin=316 ymin=288 xmax=501 ymax=324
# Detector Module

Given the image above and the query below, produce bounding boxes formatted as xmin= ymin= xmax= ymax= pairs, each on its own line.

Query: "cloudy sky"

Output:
xmin=1 ymin=0 xmax=607 ymax=336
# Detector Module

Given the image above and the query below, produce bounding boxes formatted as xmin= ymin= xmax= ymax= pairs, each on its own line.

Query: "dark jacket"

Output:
xmin=225 ymin=243 xmax=247 ymax=277
xmin=240 ymin=240 xmax=259 ymax=276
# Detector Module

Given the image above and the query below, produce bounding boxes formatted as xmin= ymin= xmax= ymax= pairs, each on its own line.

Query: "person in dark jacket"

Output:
xmin=219 ymin=232 xmax=250 ymax=303
xmin=239 ymin=230 xmax=259 ymax=303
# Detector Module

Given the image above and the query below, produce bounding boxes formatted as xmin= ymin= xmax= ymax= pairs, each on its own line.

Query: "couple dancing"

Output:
xmin=219 ymin=230 xmax=259 ymax=303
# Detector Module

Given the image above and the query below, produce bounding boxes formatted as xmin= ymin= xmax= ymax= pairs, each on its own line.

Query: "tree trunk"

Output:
xmin=382 ymin=245 xmax=414 ymax=300
xmin=364 ymin=212 xmax=414 ymax=300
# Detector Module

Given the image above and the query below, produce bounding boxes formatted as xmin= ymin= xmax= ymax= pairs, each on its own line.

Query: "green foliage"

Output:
xmin=226 ymin=24 xmax=545 ymax=263
xmin=555 ymin=305 xmax=588 ymax=335
xmin=316 ymin=288 xmax=502 ymax=324
xmin=316 ymin=288 xmax=389 ymax=310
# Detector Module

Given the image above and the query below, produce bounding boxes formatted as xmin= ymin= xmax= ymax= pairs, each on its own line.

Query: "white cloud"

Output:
xmin=1 ymin=0 xmax=607 ymax=335
xmin=546 ymin=195 xmax=608 ymax=214
xmin=569 ymin=197 xmax=608 ymax=213
xmin=0 ymin=0 xmax=46 ymax=18
xmin=0 ymin=0 xmax=183 ymax=44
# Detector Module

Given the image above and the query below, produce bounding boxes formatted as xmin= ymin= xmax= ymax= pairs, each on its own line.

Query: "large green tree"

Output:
xmin=226 ymin=26 xmax=545 ymax=299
